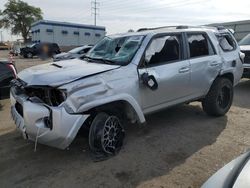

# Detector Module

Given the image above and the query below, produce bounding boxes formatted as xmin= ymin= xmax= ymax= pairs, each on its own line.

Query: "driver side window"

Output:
xmin=145 ymin=35 xmax=181 ymax=66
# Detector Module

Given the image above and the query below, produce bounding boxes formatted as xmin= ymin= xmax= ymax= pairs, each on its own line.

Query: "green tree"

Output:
xmin=0 ymin=0 xmax=43 ymax=42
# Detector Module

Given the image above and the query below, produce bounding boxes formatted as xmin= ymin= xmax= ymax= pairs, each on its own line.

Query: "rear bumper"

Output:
xmin=243 ymin=64 xmax=250 ymax=78
xmin=10 ymin=90 xmax=89 ymax=149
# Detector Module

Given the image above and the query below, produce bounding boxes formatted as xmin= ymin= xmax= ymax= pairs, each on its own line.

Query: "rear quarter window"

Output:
xmin=217 ymin=34 xmax=236 ymax=52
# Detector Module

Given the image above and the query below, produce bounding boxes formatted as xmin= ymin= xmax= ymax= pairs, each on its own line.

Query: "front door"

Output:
xmin=138 ymin=34 xmax=191 ymax=113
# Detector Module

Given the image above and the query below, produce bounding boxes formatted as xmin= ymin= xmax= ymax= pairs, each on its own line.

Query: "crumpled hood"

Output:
xmin=18 ymin=59 xmax=120 ymax=87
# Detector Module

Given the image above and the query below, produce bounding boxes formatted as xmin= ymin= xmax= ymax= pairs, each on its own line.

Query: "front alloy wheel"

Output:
xmin=89 ymin=113 xmax=125 ymax=159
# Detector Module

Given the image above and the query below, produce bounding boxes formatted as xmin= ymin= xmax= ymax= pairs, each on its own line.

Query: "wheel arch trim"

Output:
xmin=76 ymin=94 xmax=146 ymax=124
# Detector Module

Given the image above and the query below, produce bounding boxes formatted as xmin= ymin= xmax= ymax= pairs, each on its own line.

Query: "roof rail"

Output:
xmin=216 ymin=26 xmax=226 ymax=30
xmin=137 ymin=26 xmax=175 ymax=32
xmin=176 ymin=25 xmax=189 ymax=29
xmin=137 ymin=25 xmax=205 ymax=32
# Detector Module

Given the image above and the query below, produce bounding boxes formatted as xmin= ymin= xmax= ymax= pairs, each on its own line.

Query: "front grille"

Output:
xmin=15 ymin=102 xmax=23 ymax=117
xmin=242 ymin=50 xmax=250 ymax=64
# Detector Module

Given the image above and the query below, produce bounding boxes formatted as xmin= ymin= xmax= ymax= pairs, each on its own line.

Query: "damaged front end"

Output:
xmin=10 ymin=79 xmax=89 ymax=149
xmin=25 ymin=86 xmax=67 ymax=107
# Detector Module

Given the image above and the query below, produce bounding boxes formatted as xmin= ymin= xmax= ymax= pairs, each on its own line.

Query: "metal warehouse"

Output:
xmin=31 ymin=20 xmax=106 ymax=46
xmin=210 ymin=20 xmax=250 ymax=41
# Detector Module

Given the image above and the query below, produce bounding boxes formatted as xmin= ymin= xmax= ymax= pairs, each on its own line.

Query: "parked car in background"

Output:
xmin=202 ymin=151 xmax=250 ymax=188
xmin=0 ymin=59 xmax=17 ymax=99
xmin=53 ymin=45 xmax=92 ymax=62
xmin=10 ymin=26 xmax=243 ymax=159
xmin=239 ymin=34 xmax=250 ymax=78
xmin=20 ymin=43 xmax=61 ymax=58
xmin=0 ymin=42 xmax=9 ymax=50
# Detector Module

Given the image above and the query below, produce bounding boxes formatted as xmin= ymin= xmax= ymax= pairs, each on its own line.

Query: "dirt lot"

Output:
xmin=0 ymin=51 xmax=250 ymax=188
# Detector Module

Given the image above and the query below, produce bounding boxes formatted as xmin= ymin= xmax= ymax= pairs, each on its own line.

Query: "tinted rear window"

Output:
xmin=187 ymin=34 xmax=215 ymax=58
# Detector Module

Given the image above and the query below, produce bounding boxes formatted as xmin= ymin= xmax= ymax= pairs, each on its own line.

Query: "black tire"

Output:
xmin=89 ymin=112 xmax=125 ymax=158
xmin=202 ymin=78 xmax=233 ymax=116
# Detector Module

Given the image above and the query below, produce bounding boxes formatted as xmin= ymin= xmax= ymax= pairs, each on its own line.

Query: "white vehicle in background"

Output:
xmin=239 ymin=34 xmax=250 ymax=78
xmin=202 ymin=151 xmax=250 ymax=188
xmin=53 ymin=45 xmax=93 ymax=62
xmin=10 ymin=26 xmax=243 ymax=159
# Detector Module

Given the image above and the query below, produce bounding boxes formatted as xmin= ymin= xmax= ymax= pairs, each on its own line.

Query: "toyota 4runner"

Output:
xmin=10 ymin=26 xmax=243 ymax=158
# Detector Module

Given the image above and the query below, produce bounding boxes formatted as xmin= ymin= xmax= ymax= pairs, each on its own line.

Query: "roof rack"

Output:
xmin=176 ymin=25 xmax=189 ymax=29
xmin=137 ymin=26 xmax=175 ymax=32
xmin=216 ymin=26 xmax=226 ymax=30
xmin=137 ymin=25 xmax=206 ymax=32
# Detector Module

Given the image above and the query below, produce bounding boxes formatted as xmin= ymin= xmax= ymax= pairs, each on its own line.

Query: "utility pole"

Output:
xmin=91 ymin=0 xmax=100 ymax=26
xmin=0 ymin=31 xmax=3 ymax=42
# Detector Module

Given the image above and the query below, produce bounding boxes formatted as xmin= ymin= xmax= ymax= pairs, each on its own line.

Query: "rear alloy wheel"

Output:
xmin=89 ymin=112 xmax=125 ymax=160
xmin=202 ymin=78 xmax=233 ymax=116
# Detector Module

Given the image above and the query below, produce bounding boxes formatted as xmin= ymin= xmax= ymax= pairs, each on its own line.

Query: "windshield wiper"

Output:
xmin=81 ymin=55 xmax=116 ymax=65
xmin=102 ymin=58 xmax=117 ymax=64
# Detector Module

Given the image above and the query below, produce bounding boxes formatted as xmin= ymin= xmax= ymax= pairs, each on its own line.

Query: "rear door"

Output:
xmin=185 ymin=32 xmax=221 ymax=96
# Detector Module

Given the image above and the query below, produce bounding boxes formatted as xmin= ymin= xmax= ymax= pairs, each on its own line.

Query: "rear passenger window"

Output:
xmin=145 ymin=35 xmax=181 ymax=66
xmin=217 ymin=34 xmax=236 ymax=52
xmin=188 ymin=34 xmax=215 ymax=58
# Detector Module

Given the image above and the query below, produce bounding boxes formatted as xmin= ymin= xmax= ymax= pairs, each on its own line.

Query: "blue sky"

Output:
xmin=1 ymin=0 xmax=250 ymax=41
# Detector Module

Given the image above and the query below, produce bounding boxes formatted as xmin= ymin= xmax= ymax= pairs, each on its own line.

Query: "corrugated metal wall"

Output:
xmin=31 ymin=21 xmax=105 ymax=47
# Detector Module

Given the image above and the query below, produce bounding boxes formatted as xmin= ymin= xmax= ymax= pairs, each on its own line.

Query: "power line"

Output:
xmin=100 ymin=0 xmax=205 ymax=15
xmin=0 ymin=31 xmax=3 ymax=42
xmin=101 ymin=0 xmax=199 ymax=10
xmin=91 ymin=0 xmax=100 ymax=25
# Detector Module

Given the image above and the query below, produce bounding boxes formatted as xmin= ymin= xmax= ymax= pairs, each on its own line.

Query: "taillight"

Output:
xmin=7 ymin=64 xmax=17 ymax=78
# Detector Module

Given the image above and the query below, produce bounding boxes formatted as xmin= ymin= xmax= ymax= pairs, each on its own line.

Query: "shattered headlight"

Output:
xmin=48 ymin=89 xmax=67 ymax=106
xmin=25 ymin=87 xmax=67 ymax=106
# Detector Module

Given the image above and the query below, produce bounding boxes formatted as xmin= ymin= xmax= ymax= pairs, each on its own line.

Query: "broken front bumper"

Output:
xmin=10 ymin=89 xmax=89 ymax=149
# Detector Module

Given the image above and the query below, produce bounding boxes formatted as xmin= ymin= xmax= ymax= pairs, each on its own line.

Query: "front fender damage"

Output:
xmin=63 ymin=76 xmax=146 ymax=124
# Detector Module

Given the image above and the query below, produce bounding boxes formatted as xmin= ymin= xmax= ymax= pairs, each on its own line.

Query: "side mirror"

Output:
xmin=141 ymin=72 xmax=158 ymax=90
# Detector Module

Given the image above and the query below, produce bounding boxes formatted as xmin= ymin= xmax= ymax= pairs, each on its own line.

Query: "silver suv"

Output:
xmin=10 ymin=26 xmax=243 ymax=158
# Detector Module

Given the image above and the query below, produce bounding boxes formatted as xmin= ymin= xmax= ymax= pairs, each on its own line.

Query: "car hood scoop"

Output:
xmin=18 ymin=59 xmax=120 ymax=87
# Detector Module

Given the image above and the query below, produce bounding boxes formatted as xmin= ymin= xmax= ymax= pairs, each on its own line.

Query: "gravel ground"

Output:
xmin=0 ymin=51 xmax=250 ymax=188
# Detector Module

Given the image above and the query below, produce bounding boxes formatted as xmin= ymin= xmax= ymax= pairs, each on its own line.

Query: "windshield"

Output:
xmin=86 ymin=35 xmax=144 ymax=65
xmin=69 ymin=46 xmax=85 ymax=53
xmin=239 ymin=34 xmax=250 ymax=45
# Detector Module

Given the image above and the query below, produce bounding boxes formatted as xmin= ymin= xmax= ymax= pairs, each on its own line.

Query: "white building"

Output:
xmin=31 ymin=20 xmax=106 ymax=46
